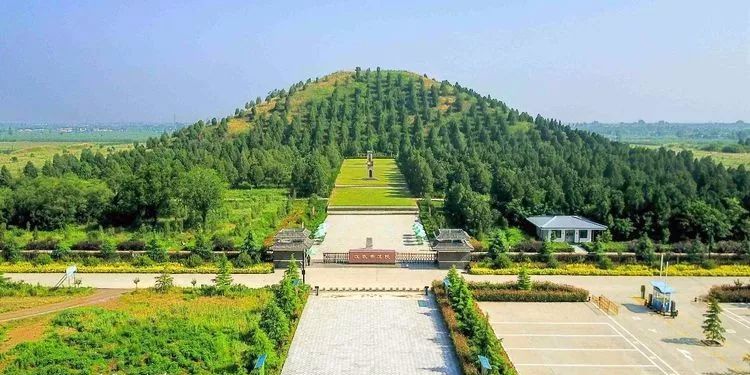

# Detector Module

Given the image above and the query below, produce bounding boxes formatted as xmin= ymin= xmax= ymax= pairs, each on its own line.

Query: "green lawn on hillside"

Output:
xmin=329 ymin=158 xmax=415 ymax=207
xmin=329 ymin=186 xmax=415 ymax=207
xmin=632 ymin=143 xmax=750 ymax=168
xmin=334 ymin=158 xmax=405 ymax=186
xmin=0 ymin=141 xmax=132 ymax=174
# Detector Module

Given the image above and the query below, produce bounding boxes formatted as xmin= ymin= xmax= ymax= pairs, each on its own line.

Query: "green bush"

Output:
xmin=33 ymin=253 xmax=53 ymax=266
xmin=259 ymin=299 xmax=290 ymax=348
xmin=130 ymin=255 xmax=154 ymax=267
xmin=51 ymin=243 xmax=71 ymax=260
xmin=468 ymin=281 xmax=589 ymax=302
xmin=708 ymin=283 xmax=750 ymax=303
xmin=234 ymin=252 xmax=254 ymax=268
xmin=183 ymin=254 xmax=204 ymax=268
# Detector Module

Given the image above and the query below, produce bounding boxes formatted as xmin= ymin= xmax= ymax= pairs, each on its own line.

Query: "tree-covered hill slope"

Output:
xmin=3 ymin=68 xmax=750 ymax=243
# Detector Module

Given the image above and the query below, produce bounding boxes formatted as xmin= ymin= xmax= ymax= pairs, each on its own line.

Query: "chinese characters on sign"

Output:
xmin=348 ymin=249 xmax=396 ymax=264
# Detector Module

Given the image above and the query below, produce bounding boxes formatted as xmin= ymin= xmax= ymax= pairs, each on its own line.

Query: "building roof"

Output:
xmin=435 ymin=229 xmax=470 ymax=241
xmin=274 ymin=228 xmax=311 ymax=241
xmin=526 ymin=216 xmax=606 ymax=230
xmin=433 ymin=241 xmax=473 ymax=251
xmin=650 ymin=280 xmax=675 ymax=294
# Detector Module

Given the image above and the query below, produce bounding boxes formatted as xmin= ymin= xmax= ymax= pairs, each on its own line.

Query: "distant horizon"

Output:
xmin=1 ymin=2 xmax=748 ymax=123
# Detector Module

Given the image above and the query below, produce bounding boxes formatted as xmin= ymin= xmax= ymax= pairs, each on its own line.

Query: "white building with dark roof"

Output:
xmin=526 ymin=215 xmax=606 ymax=243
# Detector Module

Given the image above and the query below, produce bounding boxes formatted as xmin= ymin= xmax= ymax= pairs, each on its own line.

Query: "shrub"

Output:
xmin=33 ymin=253 xmax=53 ymax=266
xmin=130 ymin=255 xmax=154 ymax=267
xmin=153 ymin=271 xmax=173 ymax=293
xmin=709 ymin=283 xmax=750 ymax=303
xmin=183 ymin=254 xmax=204 ymax=268
xmin=512 ymin=240 xmax=542 ymax=253
xmin=100 ymin=240 xmax=117 ymax=260
xmin=1 ymin=240 xmax=21 ymax=263
xmin=25 ymin=238 xmax=58 ymax=250
xmin=51 ymin=243 xmax=71 ymax=260
xmin=71 ymin=240 xmax=102 ymax=251
xmin=146 ymin=238 xmax=168 ymax=262
xmin=117 ymin=240 xmax=145 ymax=251
xmin=82 ymin=256 xmax=101 ymax=267
xmin=493 ymin=253 xmax=513 ymax=269
xmin=211 ymin=234 xmax=235 ymax=252
xmin=635 ymin=235 xmax=656 ymax=264
xmin=192 ymin=233 xmax=213 ymax=260
xmin=701 ymin=259 xmax=718 ymax=270
xmin=234 ymin=252 xmax=254 ymax=268
xmin=259 ymin=299 xmax=290 ymax=348
xmin=468 ymin=281 xmax=589 ymax=302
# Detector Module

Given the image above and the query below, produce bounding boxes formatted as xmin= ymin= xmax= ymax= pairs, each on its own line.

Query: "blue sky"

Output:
xmin=0 ymin=1 xmax=748 ymax=123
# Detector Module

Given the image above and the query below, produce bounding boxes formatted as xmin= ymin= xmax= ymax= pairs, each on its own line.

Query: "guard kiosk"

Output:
xmin=647 ymin=280 xmax=678 ymax=317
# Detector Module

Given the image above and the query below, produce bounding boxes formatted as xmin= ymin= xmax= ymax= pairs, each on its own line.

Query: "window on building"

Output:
xmin=551 ymin=230 xmax=562 ymax=240
xmin=579 ymin=230 xmax=589 ymax=239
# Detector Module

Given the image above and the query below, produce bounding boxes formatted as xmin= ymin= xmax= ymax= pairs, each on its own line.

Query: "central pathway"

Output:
xmin=282 ymin=292 xmax=460 ymax=375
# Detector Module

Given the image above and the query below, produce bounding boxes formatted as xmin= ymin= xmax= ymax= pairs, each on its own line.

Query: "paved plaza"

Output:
xmin=281 ymin=293 xmax=460 ymax=375
xmin=312 ymin=214 xmax=430 ymax=258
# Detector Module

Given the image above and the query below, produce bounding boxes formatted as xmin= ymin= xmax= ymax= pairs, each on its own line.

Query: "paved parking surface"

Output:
xmin=282 ymin=293 xmax=460 ymax=375
xmin=481 ymin=302 xmax=667 ymax=375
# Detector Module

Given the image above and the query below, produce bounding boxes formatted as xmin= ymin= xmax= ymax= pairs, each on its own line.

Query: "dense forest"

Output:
xmin=1 ymin=68 xmax=749 ymax=243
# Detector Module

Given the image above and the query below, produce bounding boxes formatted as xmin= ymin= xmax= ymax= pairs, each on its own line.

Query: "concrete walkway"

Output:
xmin=282 ymin=292 xmax=460 ymax=375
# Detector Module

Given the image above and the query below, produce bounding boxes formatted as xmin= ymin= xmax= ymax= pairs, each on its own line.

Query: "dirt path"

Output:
xmin=0 ymin=288 xmax=129 ymax=323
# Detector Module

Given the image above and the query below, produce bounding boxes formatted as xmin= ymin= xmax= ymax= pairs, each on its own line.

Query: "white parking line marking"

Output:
xmin=722 ymin=309 xmax=750 ymax=330
xmin=596 ymin=310 xmax=678 ymax=375
xmin=676 ymin=349 xmax=693 ymax=362
xmin=727 ymin=329 xmax=736 ymax=334
xmin=506 ymin=347 xmax=637 ymax=351
xmin=501 ymin=334 xmax=622 ymax=337
xmin=515 ymin=364 xmax=658 ymax=368
xmin=744 ymin=338 xmax=750 ymax=344
xmin=491 ymin=321 xmax=609 ymax=325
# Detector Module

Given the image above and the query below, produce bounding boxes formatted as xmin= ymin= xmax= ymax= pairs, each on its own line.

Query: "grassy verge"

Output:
xmin=468 ymin=263 xmax=750 ymax=276
xmin=0 ymin=261 xmax=273 ymax=274
xmin=328 ymin=186 xmax=415 ymax=207
xmin=0 ymin=275 xmax=93 ymax=313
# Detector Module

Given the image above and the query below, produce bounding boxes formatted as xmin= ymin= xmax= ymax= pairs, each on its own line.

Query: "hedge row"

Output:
xmin=473 ymin=252 xmax=747 ymax=265
xmin=708 ymin=284 xmax=750 ymax=303
xmin=468 ymin=281 xmax=589 ymax=302
xmin=469 ymin=263 xmax=750 ymax=277
xmin=0 ymin=261 xmax=273 ymax=274
xmin=582 ymin=240 xmax=750 ymax=255
xmin=433 ymin=280 xmax=516 ymax=375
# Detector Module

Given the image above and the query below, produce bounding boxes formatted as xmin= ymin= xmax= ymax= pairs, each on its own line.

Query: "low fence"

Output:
xmin=322 ymin=251 xmax=436 ymax=264
xmin=591 ymin=295 xmax=619 ymax=315
xmin=322 ymin=252 xmax=349 ymax=264
xmin=396 ymin=252 xmax=436 ymax=264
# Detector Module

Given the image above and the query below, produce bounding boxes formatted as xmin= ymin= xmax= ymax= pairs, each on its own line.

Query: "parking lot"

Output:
xmin=480 ymin=302 xmax=671 ymax=375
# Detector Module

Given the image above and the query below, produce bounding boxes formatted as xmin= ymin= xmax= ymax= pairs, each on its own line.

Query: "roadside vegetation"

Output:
xmin=0 ymin=273 xmax=92 ymax=313
xmin=434 ymin=267 xmax=516 ymax=375
xmin=0 ymin=261 xmax=307 ymax=374
xmin=708 ymin=280 xmax=750 ymax=303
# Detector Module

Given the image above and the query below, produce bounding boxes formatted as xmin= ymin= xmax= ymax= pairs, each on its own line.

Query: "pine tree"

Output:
xmin=214 ymin=256 xmax=233 ymax=295
xmin=702 ymin=298 xmax=726 ymax=345
xmin=285 ymin=254 xmax=301 ymax=282
xmin=259 ymin=299 xmax=290 ymax=348
xmin=240 ymin=231 xmax=261 ymax=264
xmin=518 ymin=266 xmax=532 ymax=290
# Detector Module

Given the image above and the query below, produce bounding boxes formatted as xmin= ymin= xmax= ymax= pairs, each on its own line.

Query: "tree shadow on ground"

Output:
xmin=661 ymin=337 xmax=704 ymax=346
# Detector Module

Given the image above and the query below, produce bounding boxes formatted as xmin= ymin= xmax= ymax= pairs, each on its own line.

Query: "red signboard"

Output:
xmin=348 ymin=249 xmax=396 ymax=264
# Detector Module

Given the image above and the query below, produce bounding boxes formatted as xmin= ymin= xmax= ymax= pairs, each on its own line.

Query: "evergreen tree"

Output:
xmin=22 ymin=161 xmax=38 ymax=178
xmin=214 ymin=256 xmax=233 ymax=295
xmin=259 ymin=299 xmax=290 ymax=347
xmin=517 ymin=266 xmax=532 ymax=290
xmin=702 ymin=298 xmax=726 ymax=345
xmin=239 ymin=231 xmax=261 ymax=264
xmin=146 ymin=238 xmax=167 ymax=262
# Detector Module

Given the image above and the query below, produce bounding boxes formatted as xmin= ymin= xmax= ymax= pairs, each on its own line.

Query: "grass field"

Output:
xmin=633 ymin=143 xmax=750 ymax=168
xmin=333 ymin=158 xmax=405 ymax=186
xmin=0 ymin=141 xmax=132 ymax=174
xmin=0 ymin=288 xmax=274 ymax=373
xmin=328 ymin=186 xmax=415 ymax=207
xmin=329 ymin=158 xmax=415 ymax=207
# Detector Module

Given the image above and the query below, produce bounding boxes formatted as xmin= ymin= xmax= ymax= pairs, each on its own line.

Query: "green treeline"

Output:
xmin=1 ymin=68 xmax=749 ymax=243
